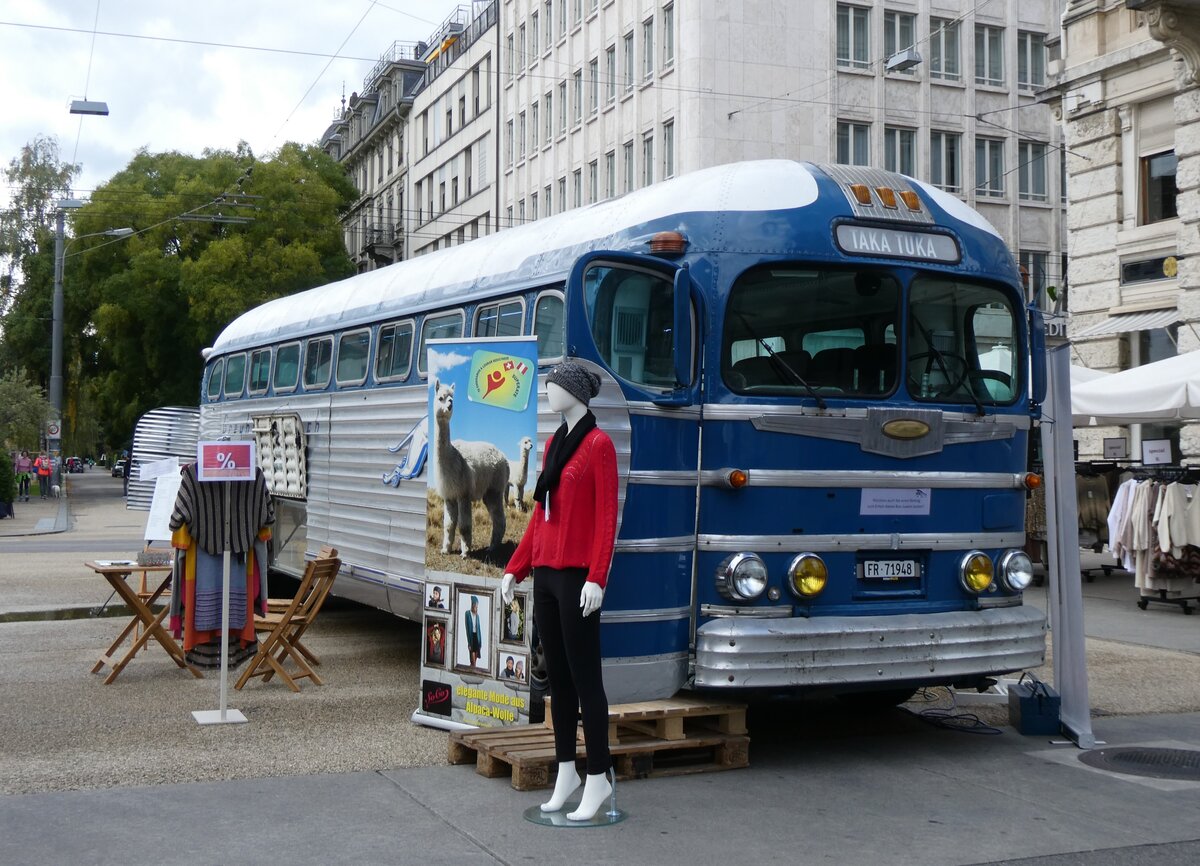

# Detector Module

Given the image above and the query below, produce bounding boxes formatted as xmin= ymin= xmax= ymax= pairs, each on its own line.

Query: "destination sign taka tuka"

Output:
xmin=835 ymin=225 xmax=960 ymax=263
xmin=466 ymin=349 xmax=535 ymax=412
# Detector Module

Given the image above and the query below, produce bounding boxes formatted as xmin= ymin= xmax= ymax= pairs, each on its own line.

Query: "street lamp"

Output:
xmin=50 ymin=210 xmax=134 ymax=461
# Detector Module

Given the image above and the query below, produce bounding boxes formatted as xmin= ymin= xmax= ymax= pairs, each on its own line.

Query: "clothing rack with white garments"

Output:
xmin=1106 ymin=465 xmax=1200 ymax=614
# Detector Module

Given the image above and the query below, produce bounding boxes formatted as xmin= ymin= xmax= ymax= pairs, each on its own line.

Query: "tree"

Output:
xmin=0 ymin=368 xmax=51 ymax=450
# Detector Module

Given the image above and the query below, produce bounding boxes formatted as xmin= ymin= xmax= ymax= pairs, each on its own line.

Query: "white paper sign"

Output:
xmin=139 ymin=456 xmax=180 ymax=481
xmin=145 ymin=471 xmax=184 ymax=543
xmin=860 ymin=488 xmax=931 ymax=516
xmin=1141 ymin=439 xmax=1172 ymax=466
xmin=197 ymin=441 xmax=256 ymax=482
xmin=1102 ymin=438 xmax=1128 ymax=460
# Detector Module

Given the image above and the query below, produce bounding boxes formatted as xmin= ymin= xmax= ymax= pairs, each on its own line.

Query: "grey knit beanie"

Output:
xmin=547 ymin=360 xmax=602 ymax=407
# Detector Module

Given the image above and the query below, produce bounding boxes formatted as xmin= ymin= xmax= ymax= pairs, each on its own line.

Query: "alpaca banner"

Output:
xmin=418 ymin=336 xmax=538 ymax=729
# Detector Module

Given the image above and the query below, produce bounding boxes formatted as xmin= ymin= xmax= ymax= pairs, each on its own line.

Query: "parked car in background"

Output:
xmin=111 ymin=459 xmax=128 ymax=478
xmin=65 ymin=457 xmax=85 ymax=473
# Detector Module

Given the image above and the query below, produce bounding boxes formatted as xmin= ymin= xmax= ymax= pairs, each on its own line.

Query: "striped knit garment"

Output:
xmin=169 ymin=463 xmax=274 ymax=556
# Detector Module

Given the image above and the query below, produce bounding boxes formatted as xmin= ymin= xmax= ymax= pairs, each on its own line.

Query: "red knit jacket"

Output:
xmin=505 ymin=427 xmax=618 ymax=588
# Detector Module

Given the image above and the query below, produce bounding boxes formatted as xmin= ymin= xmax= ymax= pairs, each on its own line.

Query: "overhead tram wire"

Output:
xmin=69 ymin=0 xmax=104 ymax=169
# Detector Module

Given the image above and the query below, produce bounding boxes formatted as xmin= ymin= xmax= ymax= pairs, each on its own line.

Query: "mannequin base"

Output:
xmin=523 ymin=804 xmax=627 ymax=828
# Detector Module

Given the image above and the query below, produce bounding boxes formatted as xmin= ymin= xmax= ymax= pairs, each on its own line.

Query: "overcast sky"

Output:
xmin=0 ymin=0 xmax=467 ymax=203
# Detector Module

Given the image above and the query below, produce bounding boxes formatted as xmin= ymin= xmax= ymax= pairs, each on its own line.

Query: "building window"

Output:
xmin=1142 ymin=151 xmax=1178 ymax=224
xmin=662 ymin=119 xmax=675 ymax=178
xmin=836 ymin=4 xmax=870 ymax=69
xmin=518 ymin=23 xmax=527 ymax=70
xmin=1121 ymin=257 xmax=1173 ymax=285
xmin=559 ymin=0 xmax=567 ymax=37
xmin=530 ymin=12 xmax=539 ymax=57
xmin=929 ymin=18 xmax=959 ymax=81
xmin=518 ymin=111 xmax=526 ymax=159
xmin=459 ymin=96 xmax=466 ymax=129
xmin=519 ymin=199 xmax=526 ymax=224
xmin=975 ymin=137 xmax=1005 ymax=197
xmin=836 ymin=121 xmax=870 ymax=166
xmin=573 ymin=69 xmax=583 ymax=124
xmin=642 ymin=133 xmax=654 ymax=186
xmin=623 ymin=31 xmax=635 ymax=92
xmin=589 ymin=160 xmax=598 ymax=202
xmin=662 ymin=3 xmax=674 ymax=68
xmin=531 ymin=102 xmax=539 ymax=153
xmin=884 ymin=127 xmax=915 ymax=176
xmin=573 ymin=169 xmax=583 ymax=207
xmin=544 ymin=184 xmax=552 ymax=214
xmin=930 ymin=131 xmax=961 ymax=193
xmin=1018 ymin=250 xmax=1047 ymax=303
xmin=623 ymin=140 xmax=634 ymax=192
xmin=559 ymin=82 xmax=568 ymax=133
xmin=605 ymin=150 xmax=616 ymax=198
xmin=974 ymin=25 xmax=1004 ymax=86
xmin=545 ymin=1 xmax=553 ymax=46
xmin=883 ymin=11 xmax=915 ymax=73
xmin=1017 ymin=31 xmax=1045 ymax=90
xmin=545 ymin=91 xmax=554 ymax=143
xmin=642 ymin=18 xmax=654 ymax=79
xmin=506 ymin=34 xmax=514 ymax=80
xmin=1018 ymin=141 xmax=1047 ymax=202
xmin=558 ymin=177 xmax=567 ymax=213
xmin=451 ymin=177 xmax=459 ymax=206
xmin=589 ymin=59 xmax=599 ymax=114
xmin=506 ymin=119 xmax=514 ymax=167
xmin=573 ymin=0 xmax=582 ymax=25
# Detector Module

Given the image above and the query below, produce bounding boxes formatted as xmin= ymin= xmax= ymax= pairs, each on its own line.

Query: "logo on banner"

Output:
xmin=467 ymin=350 xmax=534 ymax=412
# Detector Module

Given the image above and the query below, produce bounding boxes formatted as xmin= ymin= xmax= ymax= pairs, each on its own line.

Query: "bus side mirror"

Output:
xmin=1029 ymin=308 xmax=1047 ymax=407
xmin=672 ymin=268 xmax=693 ymax=390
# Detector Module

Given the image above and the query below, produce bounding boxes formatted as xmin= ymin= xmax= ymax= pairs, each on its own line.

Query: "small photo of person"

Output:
xmin=453 ymin=587 xmax=491 ymax=674
xmin=501 ymin=593 xmax=527 ymax=645
xmin=425 ymin=582 xmax=450 ymax=611
xmin=424 ymin=617 xmax=448 ymax=669
xmin=498 ymin=650 xmax=529 ymax=684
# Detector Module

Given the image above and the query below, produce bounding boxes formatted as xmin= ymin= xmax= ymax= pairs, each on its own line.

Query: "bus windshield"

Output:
xmin=722 ymin=266 xmax=1019 ymax=405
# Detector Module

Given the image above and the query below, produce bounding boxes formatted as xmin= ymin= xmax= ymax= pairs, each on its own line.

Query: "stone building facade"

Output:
xmin=1051 ymin=0 xmax=1199 ymax=460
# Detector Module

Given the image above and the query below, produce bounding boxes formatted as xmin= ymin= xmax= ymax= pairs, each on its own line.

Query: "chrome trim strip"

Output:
xmin=614 ymin=536 xmax=695 ymax=553
xmin=698 ymin=532 xmax=1024 ymax=553
xmin=627 ymin=401 xmax=703 ymax=420
xmin=698 ymin=470 xmax=1023 ymax=489
xmin=703 ymin=404 xmax=866 ymax=421
xmin=699 ymin=604 xmax=794 ymax=618
xmin=600 ymin=606 xmax=691 ymax=623
xmin=628 ymin=470 xmax=699 ymax=486
xmin=977 ymin=595 xmax=1025 ymax=609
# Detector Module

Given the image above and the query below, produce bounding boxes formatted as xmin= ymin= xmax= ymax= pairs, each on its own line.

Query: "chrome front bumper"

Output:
xmin=694 ymin=605 xmax=1046 ymax=689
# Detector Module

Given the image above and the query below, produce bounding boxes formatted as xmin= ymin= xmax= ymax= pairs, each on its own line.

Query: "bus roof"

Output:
xmin=208 ymin=159 xmax=1009 ymax=357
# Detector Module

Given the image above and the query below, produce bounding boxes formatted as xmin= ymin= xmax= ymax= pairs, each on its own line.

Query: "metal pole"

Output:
xmin=50 ymin=209 xmax=65 ymax=418
xmin=219 ymin=480 xmax=232 ymax=720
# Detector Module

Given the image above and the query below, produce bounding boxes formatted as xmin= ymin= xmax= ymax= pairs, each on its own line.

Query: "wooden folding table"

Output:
xmin=86 ymin=561 xmax=203 ymax=684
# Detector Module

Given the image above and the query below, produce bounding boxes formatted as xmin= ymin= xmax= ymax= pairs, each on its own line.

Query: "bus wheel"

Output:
xmin=835 ymin=688 xmax=918 ymax=710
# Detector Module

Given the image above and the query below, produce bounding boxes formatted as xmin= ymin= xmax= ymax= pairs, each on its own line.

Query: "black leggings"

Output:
xmin=533 ymin=566 xmax=610 ymax=775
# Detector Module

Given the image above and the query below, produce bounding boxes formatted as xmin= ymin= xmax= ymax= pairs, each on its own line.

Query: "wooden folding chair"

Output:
xmin=265 ymin=544 xmax=339 ymax=667
xmin=235 ymin=547 xmax=340 ymax=692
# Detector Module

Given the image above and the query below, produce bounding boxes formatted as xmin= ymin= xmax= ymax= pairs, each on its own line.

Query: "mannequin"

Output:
xmin=502 ymin=360 xmax=618 ymax=822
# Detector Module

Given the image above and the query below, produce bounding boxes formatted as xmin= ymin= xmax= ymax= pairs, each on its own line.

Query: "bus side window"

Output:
xmin=224 ymin=353 xmax=246 ymax=399
xmin=303 ymin=337 xmax=333 ymax=390
xmin=248 ymin=349 xmax=271 ymax=395
xmin=533 ymin=291 xmax=565 ymax=362
xmin=376 ymin=320 xmax=415 ymax=382
xmin=584 ymin=264 xmax=676 ymax=389
xmin=418 ymin=311 xmax=465 ymax=376
xmin=475 ymin=298 xmax=525 ymax=337
xmin=206 ymin=359 xmax=224 ymax=402
xmin=274 ymin=343 xmax=300 ymax=392
xmin=336 ymin=329 xmax=371 ymax=387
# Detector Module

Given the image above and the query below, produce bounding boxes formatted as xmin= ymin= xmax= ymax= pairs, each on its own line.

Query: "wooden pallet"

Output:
xmin=546 ymin=695 xmax=748 ymax=743
xmin=448 ymin=697 xmax=750 ymax=791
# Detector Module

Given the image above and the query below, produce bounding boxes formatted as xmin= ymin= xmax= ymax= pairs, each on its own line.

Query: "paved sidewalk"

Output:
xmin=0 ymin=478 xmax=70 ymax=536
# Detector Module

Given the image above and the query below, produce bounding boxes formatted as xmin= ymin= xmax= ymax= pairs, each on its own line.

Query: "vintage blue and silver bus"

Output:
xmin=202 ymin=160 xmax=1046 ymax=704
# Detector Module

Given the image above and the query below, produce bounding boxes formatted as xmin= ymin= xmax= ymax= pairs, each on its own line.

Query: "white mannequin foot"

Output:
xmin=540 ymin=762 xmax=580 ymax=812
xmin=566 ymin=772 xmax=611 ymax=821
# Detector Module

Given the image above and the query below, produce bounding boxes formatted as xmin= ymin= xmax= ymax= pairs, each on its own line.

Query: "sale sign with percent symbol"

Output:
xmin=416 ymin=336 xmax=537 ymax=730
xmin=197 ymin=441 xmax=257 ymax=483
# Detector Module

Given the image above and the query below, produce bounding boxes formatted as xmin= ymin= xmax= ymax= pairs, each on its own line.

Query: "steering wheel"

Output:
xmin=908 ymin=350 xmax=970 ymax=398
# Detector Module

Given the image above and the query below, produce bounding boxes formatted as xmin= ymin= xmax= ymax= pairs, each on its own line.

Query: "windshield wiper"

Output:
xmin=910 ymin=313 xmax=985 ymax=417
xmin=736 ymin=313 xmax=826 ymax=410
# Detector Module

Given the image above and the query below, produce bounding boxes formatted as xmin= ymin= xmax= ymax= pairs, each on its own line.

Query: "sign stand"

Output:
xmin=192 ymin=441 xmax=254 ymax=726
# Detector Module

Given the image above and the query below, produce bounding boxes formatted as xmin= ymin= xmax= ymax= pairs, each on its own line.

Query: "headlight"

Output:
xmin=716 ymin=552 xmax=768 ymax=601
xmin=999 ymin=549 xmax=1034 ymax=591
xmin=959 ymin=550 xmax=994 ymax=594
xmin=787 ymin=553 xmax=827 ymax=598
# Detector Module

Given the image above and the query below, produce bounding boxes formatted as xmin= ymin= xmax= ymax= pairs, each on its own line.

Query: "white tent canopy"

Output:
xmin=1072 ymin=350 xmax=1200 ymax=425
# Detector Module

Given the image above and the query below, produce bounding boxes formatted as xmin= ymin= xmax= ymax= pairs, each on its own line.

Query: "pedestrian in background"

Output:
xmin=34 ymin=452 xmax=52 ymax=499
xmin=14 ymin=451 xmax=33 ymax=502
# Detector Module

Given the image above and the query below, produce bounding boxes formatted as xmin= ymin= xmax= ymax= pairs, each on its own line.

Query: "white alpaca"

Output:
xmin=432 ymin=380 xmax=510 ymax=557
xmin=508 ymin=436 xmax=534 ymax=511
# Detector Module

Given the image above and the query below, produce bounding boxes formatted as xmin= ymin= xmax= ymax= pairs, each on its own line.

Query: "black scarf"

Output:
xmin=532 ymin=411 xmax=597 ymax=507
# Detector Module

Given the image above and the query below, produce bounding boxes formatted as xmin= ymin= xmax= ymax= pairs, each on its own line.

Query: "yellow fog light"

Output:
xmin=959 ymin=550 xmax=994 ymax=593
xmin=787 ymin=553 xmax=827 ymax=598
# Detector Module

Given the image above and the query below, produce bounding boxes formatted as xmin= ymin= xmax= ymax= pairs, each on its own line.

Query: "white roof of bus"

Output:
xmin=209 ymin=160 xmax=821 ymax=355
